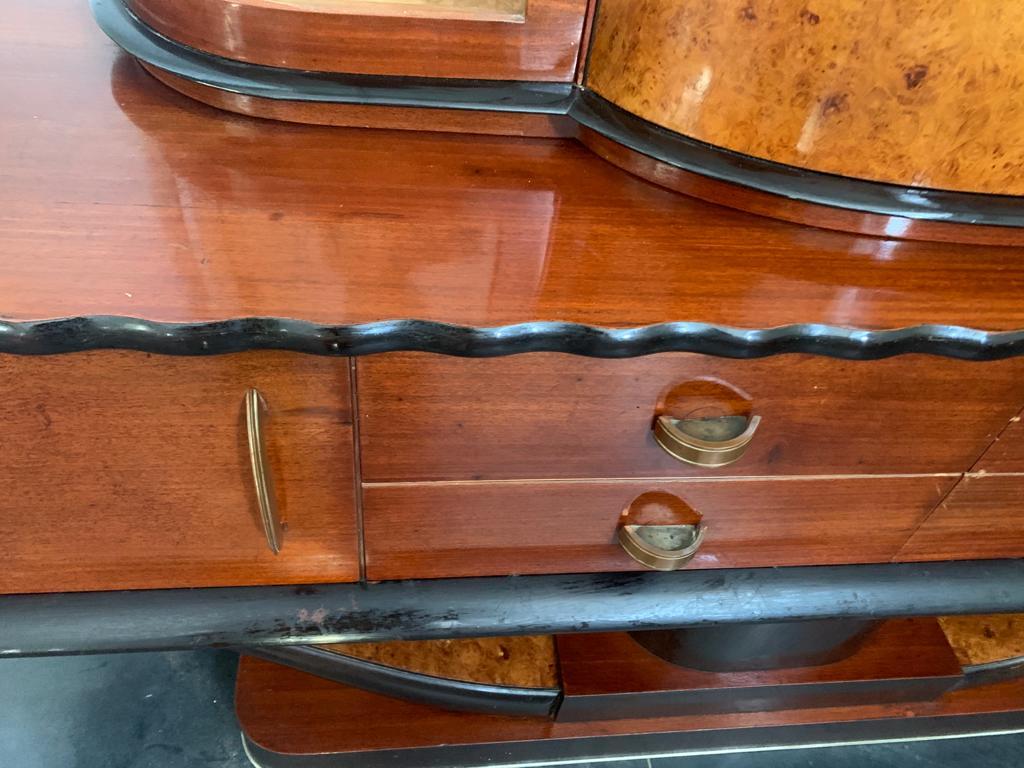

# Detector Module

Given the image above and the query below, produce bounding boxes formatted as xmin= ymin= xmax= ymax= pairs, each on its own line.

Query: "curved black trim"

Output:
xmin=92 ymin=0 xmax=1024 ymax=229
xmin=3 ymin=316 xmax=1024 ymax=359
xmin=3 ymin=560 xmax=1024 ymax=657
xmin=960 ymin=655 xmax=1024 ymax=689
xmin=242 ymin=645 xmax=561 ymax=717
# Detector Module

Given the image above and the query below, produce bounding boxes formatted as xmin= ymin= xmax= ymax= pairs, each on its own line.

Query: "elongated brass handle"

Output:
xmin=245 ymin=388 xmax=284 ymax=554
xmin=653 ymin=414 xmax=761 ymax=468
xmin=618 ymin=522 xmax=707 ymax=571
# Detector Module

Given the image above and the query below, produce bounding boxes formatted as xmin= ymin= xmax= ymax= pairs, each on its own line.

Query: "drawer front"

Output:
xmin=897 ymin=474 xmax=1024 ymax=562
xmin=363 ymin=477 xmax=955 ymax=579
xmin=0 ymin=351 xmax=358 ymax=593
xmin=358 ymin=354 xmax=1024 ymax=481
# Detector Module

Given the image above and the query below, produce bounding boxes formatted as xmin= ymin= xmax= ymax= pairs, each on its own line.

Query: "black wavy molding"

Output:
xmin=2 ymin=316 xmax=1024 ymax=360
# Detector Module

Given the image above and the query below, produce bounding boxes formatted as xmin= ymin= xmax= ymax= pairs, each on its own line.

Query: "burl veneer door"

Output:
xmin=0 ymin=351 xmax=358 ymax=593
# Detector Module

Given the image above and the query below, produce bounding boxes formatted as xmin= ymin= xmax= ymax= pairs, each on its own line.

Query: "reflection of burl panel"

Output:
xmin=587 ymin=0 xmax=1024 ymax=194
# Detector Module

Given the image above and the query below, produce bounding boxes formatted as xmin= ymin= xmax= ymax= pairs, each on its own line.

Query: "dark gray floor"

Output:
xmin=1 ymin=651 xmax=1022 ymax=768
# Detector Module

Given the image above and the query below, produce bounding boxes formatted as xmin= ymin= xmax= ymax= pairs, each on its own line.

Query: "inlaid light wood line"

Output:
xmin=361 ymin=473 xmax=963 ymax=488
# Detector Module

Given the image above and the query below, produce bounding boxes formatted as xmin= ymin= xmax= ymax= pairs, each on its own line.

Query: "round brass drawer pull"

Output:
xmin=617 ymin=522 xmax=707 ymax=571
xmin=653 ymin=413 xmax=761 ymax=468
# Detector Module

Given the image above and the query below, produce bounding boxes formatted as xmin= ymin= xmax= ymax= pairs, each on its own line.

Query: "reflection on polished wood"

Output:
xmin=125 ymin=0 xmax=586 ymax=80
xmin=587 ymin=0 xmax=1024 ymax=194
xmin=3 ymin=9 xmax=1024 ymax=332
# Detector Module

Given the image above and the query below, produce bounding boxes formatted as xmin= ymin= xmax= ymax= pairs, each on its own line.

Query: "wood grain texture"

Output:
xmin=126 ymin=0 xmax=587 ymax=80
xmin=4 ymin=17 xmax=1024 ymax=332
xmin=586 ymin=0 xmax=1024 ymax=194
xmin=323 ymin=636 xmax=558 ymax=687
xmin=363 ymin=476 xmax=955 ymax=579
xmin=357 ymin=353 xmax=1024 ymax=481
xmin=972 ymin=414 xmax=1024 ymax=473
xmin=897 ymin=474 xmax=1024 ymax=563
xmin=579 ymin=128 xmax=1024 ymax=247
xmin=940 ymin=615 xmax=1024 ymax=667
xmin=143 ymin=65 xmax=577 ymax=138
xmin=555 ymin=622 xmax=962 ymax=721
xmin=235 ymin=655 xmax=1024 ymax=756
xmin=0 ymin=351 xmax=358 ymax=594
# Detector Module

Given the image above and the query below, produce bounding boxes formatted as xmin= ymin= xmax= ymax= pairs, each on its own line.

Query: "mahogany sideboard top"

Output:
xmin=2 ymin=1 xmax=1024 ymax=335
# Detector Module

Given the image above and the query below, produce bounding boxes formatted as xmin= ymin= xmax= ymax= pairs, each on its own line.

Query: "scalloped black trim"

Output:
xmin=3 ymin=316 xmax=1024 ymax=359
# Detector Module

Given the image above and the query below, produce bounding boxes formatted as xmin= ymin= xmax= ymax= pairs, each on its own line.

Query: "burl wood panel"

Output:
xmin=363 ymin=476 xmax=954 ymax=579
xmin=325 ymin=637 xmax=558 ymax=687
xmin=236 ymin=656 xmax=1024 ymax=757
xmin=7 ymin=14 xmax=1024 ymax=332
xmin=940 ymin=615 xmax=1024 ymax=667
xmin=586 ymin=0 xmax=1024 ymax=194
xmin=357 ymin=354 xmax=1024 ymax=481
xmin=897 ymin=474 xmax=1024 ymax=563
xmin=0 ymin=351 xmax=358 ymax=594
xmin=555 ymin=622 xmax=962 ymax=720
xmin=126 ymin=0 xmax=587 ymax=81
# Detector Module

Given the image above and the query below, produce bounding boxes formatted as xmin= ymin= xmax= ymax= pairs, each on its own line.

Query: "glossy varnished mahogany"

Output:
xmin=362 ymin=476 xmax=953 ymax=579
xmin=357 ymin=353 xmax=1024 ymax=481
xmin=4 ymin=7 xmax=1024 ymax=331
xmin=125 ymin=0 xmax=588 ymax=81
xmin=0 ymin=351 xmax=358 ymax=594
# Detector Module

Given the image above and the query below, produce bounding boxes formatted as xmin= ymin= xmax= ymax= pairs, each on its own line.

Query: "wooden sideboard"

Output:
xmin=5 ymin=1 xmax=1024 ymax=764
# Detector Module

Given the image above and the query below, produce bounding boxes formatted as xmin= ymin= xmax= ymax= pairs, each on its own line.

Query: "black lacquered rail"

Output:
xmin=2 ymin=316 xmax=1024 ymax=360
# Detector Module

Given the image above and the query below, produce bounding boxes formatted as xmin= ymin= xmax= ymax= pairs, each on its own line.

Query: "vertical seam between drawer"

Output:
xmin=349 ymin=357 xmax=367 ymax=582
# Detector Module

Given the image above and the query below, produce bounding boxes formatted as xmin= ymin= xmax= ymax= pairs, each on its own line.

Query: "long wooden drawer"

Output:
xmin=357 ymin=354 xmax=1024 ymax=481
xmin=0 ymin=351 xmax=359 ymax=594
xmin=363 ymin=476 xmax=956 ymax=579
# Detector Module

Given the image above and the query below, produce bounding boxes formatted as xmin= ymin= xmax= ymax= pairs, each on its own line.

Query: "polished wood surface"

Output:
xmin=579 ymin=128 xmax=1024 ymax=247
xmin=897 ymin=474 xmax=1024 ymax=563
xmin=556 ymin=622 xmax=962 ymax=721
xmin=126 ymin=0 xmax=587 ymax=80
xmin=973 ymin=413 xmax=1024 ymax=473
xmin=325 ymin=636 xmax=558 ymax=687
xmin=363 ymin=476 xmax=953 ymax=579
xmin=145 ymin=65 xmax=576 ymax=138
xmin=4 ymin=9 xmax=1024 ymax=331
xmin=236 ymin=656 xmax=1024 ymax=757
xmin=0 ymin=351 xmax=358 ymax=594
xmin=358 ymin=353 xmax=1024 ymax=481
xmin=586 ymin=0 xmax=1024 ymax=194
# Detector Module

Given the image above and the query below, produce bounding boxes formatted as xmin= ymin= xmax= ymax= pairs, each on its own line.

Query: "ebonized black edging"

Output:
xmin=242 ymin=645 xmax=561 ymax=717
xmin=93 ymin=0 xmax=1024 ymax=228
xmin=2 ymin=560 xmax=1023 ymax=657
xmin=3 ymin=316 xmax=1024 ymax=359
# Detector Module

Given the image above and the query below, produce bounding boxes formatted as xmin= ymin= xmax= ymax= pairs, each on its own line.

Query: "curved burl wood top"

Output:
xmin=4 ymin=1 xmax=1024 ymax=357
xmin=587 ymin=0 xmax=1024 ymax=195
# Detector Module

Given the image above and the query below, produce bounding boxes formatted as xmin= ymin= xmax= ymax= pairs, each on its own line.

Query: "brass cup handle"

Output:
xmin=653 ymin=414 xmax=761 ymax=468
xmin=617 ymin=522 xmax=707 ymax=571
xmin=245 ymin=388 xmax=285 ymax=554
